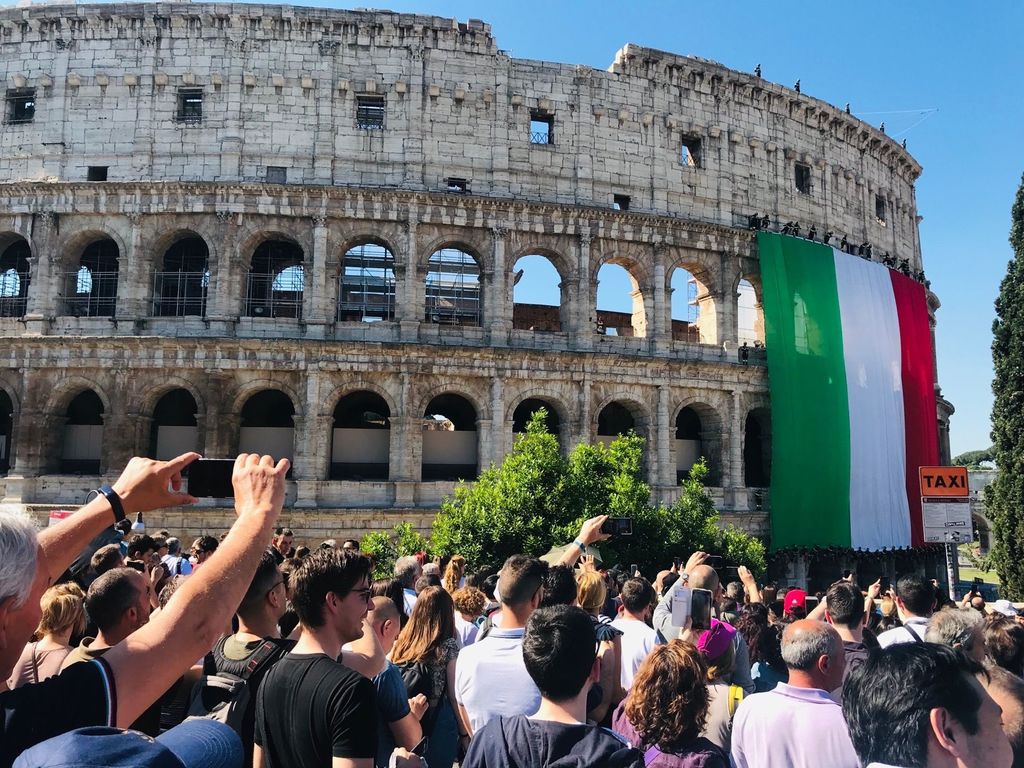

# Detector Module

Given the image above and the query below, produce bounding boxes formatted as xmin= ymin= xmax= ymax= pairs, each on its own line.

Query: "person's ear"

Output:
xmin=823 ymin=610 xmax=834 ymax=625
xmin=816 ymin=653 xmax=831 ymax=676
xmin=929 ymin=708 xmax=963 ymax=758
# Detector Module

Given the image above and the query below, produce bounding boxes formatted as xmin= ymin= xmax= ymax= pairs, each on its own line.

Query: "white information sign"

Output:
xmin=922 ymin=497 xmax=972 ymax=543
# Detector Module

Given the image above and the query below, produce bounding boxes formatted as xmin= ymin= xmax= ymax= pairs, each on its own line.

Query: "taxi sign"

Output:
xmin=919 ymin=466 xmax=969 ymax=499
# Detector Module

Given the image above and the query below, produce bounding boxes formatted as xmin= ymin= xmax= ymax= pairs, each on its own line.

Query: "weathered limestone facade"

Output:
xmin=0 ymin=3 xmax=952 ymax=543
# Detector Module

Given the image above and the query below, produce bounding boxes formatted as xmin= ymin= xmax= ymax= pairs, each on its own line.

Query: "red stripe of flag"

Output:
xmin=889 ymin=270 xmax=940 ymax=547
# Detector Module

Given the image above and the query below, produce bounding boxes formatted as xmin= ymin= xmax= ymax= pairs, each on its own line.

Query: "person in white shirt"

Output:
xmin=877 ymin=574 xmax=935 ymax=648
xmin=610 ymin=577 xmax=661 ymax=690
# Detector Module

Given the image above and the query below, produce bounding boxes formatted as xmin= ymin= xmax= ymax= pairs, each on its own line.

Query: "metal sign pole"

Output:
xmin=944 ymin=535 xmax=958 ymax=601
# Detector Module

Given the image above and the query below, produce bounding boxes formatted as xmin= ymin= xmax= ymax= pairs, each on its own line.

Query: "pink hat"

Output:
xmin=784 ymin=589 xmax=807 ymax=615
xmin=696 ymin=618 xmax=736 ymax=661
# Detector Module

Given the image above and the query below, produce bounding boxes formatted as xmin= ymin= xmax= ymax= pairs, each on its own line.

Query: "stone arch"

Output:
xmin=147 ymin=387 xmax=201 ymax=460
xmin=594 ymin=394 xmax=651 ymax=441
xmin=322 ymin=380 xmax=400 ymax=421
xmin=330 ymin=389 xmax=392 ymax=480
xmin=671 ymin=399 xmax=725 ymax=486
xmin=507 ymin=243 xmax=572 ymax=285
xmin=234 ymin=223 xmax=313 ymax=265
xmin=743 ymin=405 xmax=772 ymax=488
xmin=423 ymin=242 xmax=484 ymax=327
xmin=136 ymin=377 xmax=207 ymax=424
xmin=44 ymin=375 xmax=113 ymax=418
xmin=733 ymin=269 xmax=765 ymax=346
xmin=151 ymin=229 xmax=213 ymax=317
xmin=237 ymin=387 xmax=298 ymax=464
xmin=229 ymin=379 xmax=305 ymax=420
xmin=59 ymin=388 xmax=106 ymax=474
xmin=336 ymin=237 xmax=398 ymax=322
xmin=667 ymin=251 xmax=720 ymax=345
xmin=0 ymin=233 xmax=32 ymax=317
xmin=504 ymin=387 xmax=571 ymax=430
xmin=58 ymin=224 xmax=129 ymax=273
xmin=0 ymin=380 xmax=17 ymax=474
xmin=413 ymin=380 xmax=488 ymax=423
xmin=243 ymin=232 xmax=306 ymax=320
xmin=510 ymin=247 xmax=568 ymax=332
xmin=593 ymin=251 xmax=651 ymax=338
xmin=150 ymin=227 xmax=218 ymax=268
xmin=421 ymin=390 xmax=480 ymax=481
xmin=58 ymin=229 xmax=124 ymax=317
xmin=419 ymin=235 xmax=492 ymax=274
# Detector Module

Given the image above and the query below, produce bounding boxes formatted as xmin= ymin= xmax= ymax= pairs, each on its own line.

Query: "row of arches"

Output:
xmin=0 ymin=230 xmax=765 ymax=344
xmin=0 ymin=386 xmax=771 ymax=487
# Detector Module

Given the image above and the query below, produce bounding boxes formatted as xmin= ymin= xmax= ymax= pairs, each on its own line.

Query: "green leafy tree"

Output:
xmin=952 ymin=447 xmax=996 ymax=469
xmin=990 ymin=173 xmax=1024 ymax=599
xmin=430 ymin=410 xmax=766 ymax=576
xmin=360 ymin=530 xmax=398 ymax=581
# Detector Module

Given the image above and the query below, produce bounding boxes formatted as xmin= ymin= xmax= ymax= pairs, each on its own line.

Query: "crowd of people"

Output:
xmin=0 ymin=452 xmax=1022 ymax=768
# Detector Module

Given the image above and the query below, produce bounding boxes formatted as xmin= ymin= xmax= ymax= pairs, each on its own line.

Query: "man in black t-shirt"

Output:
xmin=255 ymin=549 xmax=390 ymax=768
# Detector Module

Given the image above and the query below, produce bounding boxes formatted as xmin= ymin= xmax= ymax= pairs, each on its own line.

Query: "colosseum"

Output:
xmin=0 ymin=2 xmax=953 ymax=545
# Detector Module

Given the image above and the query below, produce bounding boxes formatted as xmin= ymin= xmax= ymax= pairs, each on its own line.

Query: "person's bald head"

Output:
xmin=367 ymin=596 xmax=402 ymax=652
xmin=689 ymin=565 xmax=721 ymax=600
xmin=782 ymin=619 xmax=845 ymax=691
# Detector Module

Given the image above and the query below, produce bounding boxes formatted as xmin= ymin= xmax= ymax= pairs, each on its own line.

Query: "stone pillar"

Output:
xmin=118 ymin=213 xmax=147 ymax=320
xmin=727 ymin=390 xmax=747 ymax=509
xmin=488 ymin=226 xmax=511 ymax=346
xmin=392 ymin=373 xmax=418 ymax=505
xmin=488 ymin=377 xmax=505 ymax=467
xmin=10 ymin=407 xmax=46 ymax=477
xmin=102 ymin=412 xmax=136 ymax=476
xmin=207 ymin=211 xmax=241 ymax=328
xmin=652 ymin=246 xmax=668 ymax=354
xmin=294 ymin=370 xmax=330 ymax=482
xmin=305 ymin=215 xmax=330 ymax=336
xmin=398 ymin=215 xmax=420 ymax=341
xmin=720 ymin=269 xmax=740 ymax=349
xmin=656 ymin=384 xmax=673 ymax=488
xmin=573 ymin=377 xmax=592 ymax=448
xmin=573 ymin=231 xmax=594 ymax=350
xmin=25 ymin=211 xmax=60 ymax=326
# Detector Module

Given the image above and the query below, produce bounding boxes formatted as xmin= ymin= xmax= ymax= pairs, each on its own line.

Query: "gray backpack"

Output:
xmin=185 ymin=638 xmax=286 ymax=733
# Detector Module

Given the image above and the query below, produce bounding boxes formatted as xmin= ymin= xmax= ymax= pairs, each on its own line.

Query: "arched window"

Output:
xmin=331 ymin=391 xmax=391 ymax=480
xmin=245 ymin=240 xmax=304 ymax=319
xmin=597 ymin=401 xmax=636 ymax=446
xmin=338 ymin=242 xmax=396 ymax=322
xmin=596 ymin=262 xmax=646 ymax=337
xmin=64 ymin=239 xmax=119 ymax=317
xmin=239 ymin=390 xmax=295 ymax=463
xmin=0 ymin=238 xmax=30 ymax=317
xmin=154 ymin=236 xmax=209 ymax=317
xmin=61 ymin=390 xmax=104 ymax=474
xmin=744 ymin=409 xmax=771 ymax=488
xmin=512 ymin=398 xmax=561 ymax=440
xmin=149 ymin=389 xmax=199 ymax=460
xmin=0 ymin=390 xmax=12 ymax=474
xmin=422 ymin=394 xmax=478 ymax=480
xmin=738 ymin=278 xmax=763 ymax=346
xmin=512 ymin=255 xmax=564 ymax=332
xmin=425 ymin=248 xmax=481 ymax=326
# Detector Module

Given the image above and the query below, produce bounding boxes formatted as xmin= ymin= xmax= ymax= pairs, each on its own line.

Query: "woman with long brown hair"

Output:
xmin=612 ymin=640 xmax=729 ymax=767
xmin=390 ymin=586 xmax=468 ymax=768
xmin=442 ymin=555 xmax=466 ymax=593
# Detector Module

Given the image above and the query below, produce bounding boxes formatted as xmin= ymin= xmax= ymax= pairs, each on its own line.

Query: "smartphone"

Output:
xmin=673 ymin=556 xmax=681 ymax=569
xmin=879 ymin=576 xmax=891 ymax=593
xmin=126 ymin=560 xmax=145 ymax=572
xmin=690 ymin=588 xmax=714 ymax=630
xmin=600 ymin=517 xmax=633 ymax=536
xmin=671 ymin=584 xmax=692 ymax=626
xmin=412 ymin=736 xmax=429 ymax=757
xmin=187 ymin=458 xmax=235 ymax=498
xmin=629 ymin=563 xmax=639 ymax=576
xmin=971 ymin=577 xmax=983 ymax=595
xmin=805 ymin=596 xmax=819 ymax=612
xmin=704 ymin=555 xmax=724 ymax=569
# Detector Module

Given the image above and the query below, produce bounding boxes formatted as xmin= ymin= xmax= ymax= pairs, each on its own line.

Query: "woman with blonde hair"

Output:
xmin=612 ymin=640 xmax=729 ymax=767
xmin=442 ymin=555 xmax=466 ymax=593
xmin=576 ymin=569 xmax=623 ymax=724
xmin=6 ymin=583 xmax=86 ymax=689
xmin=390 ymin=586 xmax=469 ymax=768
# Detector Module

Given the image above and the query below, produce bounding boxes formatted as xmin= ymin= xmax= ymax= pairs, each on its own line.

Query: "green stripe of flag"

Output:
xmin=758 ymin=233 xmax=852 ymax=549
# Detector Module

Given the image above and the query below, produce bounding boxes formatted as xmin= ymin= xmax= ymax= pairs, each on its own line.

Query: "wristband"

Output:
xmin=573 ymin=539 xmax=586 ymax=553
xmin=95 ymin=484 xmax=126 ymax=524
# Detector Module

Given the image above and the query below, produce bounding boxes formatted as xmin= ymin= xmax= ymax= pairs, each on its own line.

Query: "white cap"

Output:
xmin=991 ymin=599 xmax=1018 ymax=617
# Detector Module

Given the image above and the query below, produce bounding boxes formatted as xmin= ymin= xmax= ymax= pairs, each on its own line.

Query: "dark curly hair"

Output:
xmin=624 ymin=640 xmax=709 ymax=751
xmin=734 ymin=603 xmax=785 ymax=670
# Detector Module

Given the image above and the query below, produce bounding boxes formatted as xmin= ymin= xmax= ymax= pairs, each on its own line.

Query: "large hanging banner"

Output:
xmin=757 ymin=232 xmax=939 ymax=550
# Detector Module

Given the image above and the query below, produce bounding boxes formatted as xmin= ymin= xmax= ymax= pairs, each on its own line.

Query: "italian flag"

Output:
xmin=758 ymin=232 xmax=939 ymax=551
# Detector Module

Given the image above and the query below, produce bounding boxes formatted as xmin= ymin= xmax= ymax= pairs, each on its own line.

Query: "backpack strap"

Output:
xmin=727 ymin=684 xmax=745 ymax=717
xmin=241 ymin=640 xmax=285 ymax=680
xmin=904 ymin=623 xmax=924 ymax=643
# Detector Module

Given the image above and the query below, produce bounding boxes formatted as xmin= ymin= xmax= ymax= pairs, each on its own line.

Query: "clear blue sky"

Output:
xmin=294 ymin=0 xmax=1020 ymax=456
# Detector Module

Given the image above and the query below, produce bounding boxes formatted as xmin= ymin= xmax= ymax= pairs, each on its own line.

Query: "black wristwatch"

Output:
xmin=89 ymin=484 xmax=126 ymax=525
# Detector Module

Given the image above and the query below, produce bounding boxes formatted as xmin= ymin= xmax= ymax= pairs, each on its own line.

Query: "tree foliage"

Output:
xmin=430 ymin=410 xmax=766 ymax=576
xmin=360 ymin=522 xmax=431 ymax=581
xmin=952 ymin=447 xmax=996 ymax=469
xmin=989 ymin=172 xmax=1024 ymax=599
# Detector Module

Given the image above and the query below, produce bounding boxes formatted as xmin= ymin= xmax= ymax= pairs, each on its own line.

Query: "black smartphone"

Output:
xmin=630 ymin=563 xmax=639 ymax=576
xmin=600 ymin=517 xmax=633 ymax=536
xmin=187 ymin=458 xmax=235 ymax=498
xmin=879 ymin=576 xmax=891 ymax=593
xmin=673 ymin=556 xmax=682 ymax=569
xmin=971 ymin=577 xmax=982 ymax=595
xmin=125 ymin=560 xmax=145 ymax=572
xmin=704 ymin=555 xmax=724 ymax=569
xmin=412 ymin=736 xmax=429 ymax=757
xmin=690 ymin=587 xmax=714 ymax=630
xmin=805 ymin=596 xmax=819 ymax=611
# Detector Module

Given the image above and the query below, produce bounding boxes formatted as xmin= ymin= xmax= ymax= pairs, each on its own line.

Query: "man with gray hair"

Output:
xmin=394 ymin=555 xmax=422 ymax=614
xmin=731 ymin=619 xmax=858 ymax=768
xmin=982 ymin=664 xmax=1024 ymax=768
xmin=925 ymin=606 xmax=986 ymax=663
xmin=161 ymin=536 xmax=192 ymax=576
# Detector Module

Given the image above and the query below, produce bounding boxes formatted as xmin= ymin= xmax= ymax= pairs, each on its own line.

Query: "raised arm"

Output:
xmin=36 ymin=452 xmax=199 ymax=583
xmin=738 ymin=566 xmax=761 ymax=604
xmin=556 ymin=515 xmax=610 ymax=568
xmin=104 ymin=453 xmax=287 ymax=727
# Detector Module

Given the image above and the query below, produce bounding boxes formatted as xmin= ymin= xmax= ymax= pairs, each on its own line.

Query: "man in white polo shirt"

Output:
xmin=610 ymin=577 xmax=661 ymax=690
xmin=455 ymin=554 xmax=547 ymax=735
xmin=877 ymin=574 xmax=935 ymax=647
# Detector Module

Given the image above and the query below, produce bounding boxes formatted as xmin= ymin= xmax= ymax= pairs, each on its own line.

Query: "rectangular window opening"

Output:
xmin=5 ymin=88 xmax=35 ymax=124
xmin=875 ymin=194 xmax=887 ymax=224
xmin=794 ymin=162 xmax=812 ymax=195
xmin=356 ymin=94 xmax=385 ymax=130
xmin=176 ymin=87 xmax=203 ymax=124
xmin=446 ymin=177 xmax=470 ymax=193
xmin=680 ymin=136 xmax=702 ymax=168
xmin=87 ymin=166 xmax=108 ymax=181
xmin=266 ymin=166 xmax=287 ymax=184
xmin=530 ymin=111 xmax=554 ymax=145
xmin=612 ymin=194 xmax=631 ymax=211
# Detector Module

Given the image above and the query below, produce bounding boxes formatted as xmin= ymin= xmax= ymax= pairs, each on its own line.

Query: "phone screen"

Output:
xmin=187 ymin=459 xmax=235 ymax=498
xmin=879 ymin=576 xmax=891 ymax=593
xmin=805 ymin=596 xmax=819 ymax=611
xmin=671 ymin=584 xmax=691 ymax=627
xmin=690 ymin=588 xmax=713 ymax=631
xmin=600 ymin=517 xmax=633 ymax=536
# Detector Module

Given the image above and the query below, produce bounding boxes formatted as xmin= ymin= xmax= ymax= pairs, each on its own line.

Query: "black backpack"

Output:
xmin=396 ymin=660 xmax=447 ymax=737
xmin=185 ymin=637 xmax=290 ymax=733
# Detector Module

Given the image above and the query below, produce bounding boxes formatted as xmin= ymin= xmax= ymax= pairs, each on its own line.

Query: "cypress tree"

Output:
xmin=990 ymin=173 xmax=1024 ymax=598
